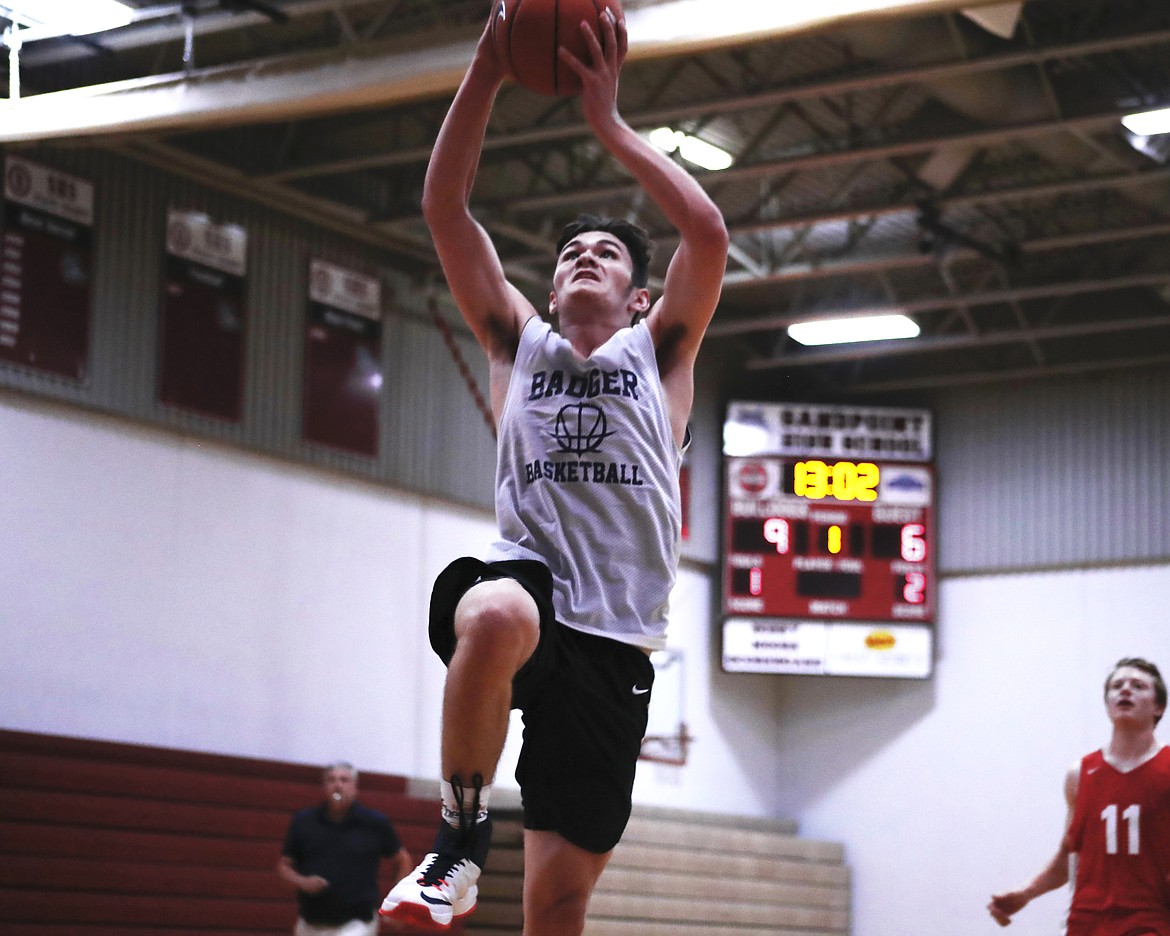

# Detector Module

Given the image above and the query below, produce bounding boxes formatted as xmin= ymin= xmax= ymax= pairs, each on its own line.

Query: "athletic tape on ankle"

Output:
xmin=440 ymin=778 xmax=491 ymax=825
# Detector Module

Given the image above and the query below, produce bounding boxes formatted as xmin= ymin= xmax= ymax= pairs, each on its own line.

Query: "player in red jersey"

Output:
xmin=988 ymin=657 xmax=1170 ymax=936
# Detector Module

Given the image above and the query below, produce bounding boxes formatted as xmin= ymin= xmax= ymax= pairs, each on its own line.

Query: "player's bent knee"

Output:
xmin=526 ymin=888 xmax=591 ymax=936
xmin=453 ymin=580 xmax=540 ymax=660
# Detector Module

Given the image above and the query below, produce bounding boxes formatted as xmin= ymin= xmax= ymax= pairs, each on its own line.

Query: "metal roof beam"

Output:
xmin=717 ymin=220 xmax=1170 ymax=289
xmin=741 ymin=311 xmax=1170 ymax=370
xmin=845 ymin=351 xmax=1170 ymax=393
xmin=723 ymin=165 xmax=1170 ymax=245
xmin=491 ymin=168 xmax=1170 ymax=273
xmin=499 ymin=108 xmax=1133 ymax=215
xmin=254 ymin=22 xmax=1170 ymax=183
xmin=15 ymin=0 xmax=377 ymax=65
xmin=710 ymin=270 xmax=1170 ymax=339
xmin=0 ymin=0 xmax=1042 ymax=144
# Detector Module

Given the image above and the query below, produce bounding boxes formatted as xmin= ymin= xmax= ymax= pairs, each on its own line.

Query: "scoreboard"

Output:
xmin=721 ymin=401 xmax=935 ymax=678
xmin=724 ymin=456 xmax=934 ymax=621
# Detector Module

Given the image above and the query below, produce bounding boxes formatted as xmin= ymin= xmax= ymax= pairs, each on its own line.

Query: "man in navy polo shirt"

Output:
xmin=279 ymin=762 xmax=412 ymax=936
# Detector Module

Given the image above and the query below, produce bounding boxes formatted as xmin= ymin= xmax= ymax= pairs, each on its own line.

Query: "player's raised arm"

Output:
xmin=560 ymin=11 xmax=729 ymax=364
xmin=421 ymin=22 xmax=535 ymax=360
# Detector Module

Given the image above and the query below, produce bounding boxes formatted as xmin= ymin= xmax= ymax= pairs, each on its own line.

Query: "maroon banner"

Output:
xmin=303 ymin=259 xmax=382 ymax=456
xmin=1 ymin=157 xmax=94 ymax=380
xmin=158 ymin=210 xmax=248 ymax=421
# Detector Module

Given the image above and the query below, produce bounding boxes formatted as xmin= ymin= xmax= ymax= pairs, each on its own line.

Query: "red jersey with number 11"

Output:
xmin=1063 ymin=745 xmax=1170 ymax=927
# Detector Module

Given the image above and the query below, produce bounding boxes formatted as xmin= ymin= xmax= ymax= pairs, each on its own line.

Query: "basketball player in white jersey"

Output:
xmin=380 ymin=8 xmax=727 ymax=936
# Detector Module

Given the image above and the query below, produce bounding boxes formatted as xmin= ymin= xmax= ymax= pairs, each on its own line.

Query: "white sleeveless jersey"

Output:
xmin=485 ymin=317 xmax=683 ymax=650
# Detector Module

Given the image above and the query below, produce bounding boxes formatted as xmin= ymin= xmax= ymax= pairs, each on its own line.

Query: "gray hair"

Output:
xmin=323 ymin=761 xmax=358 ymax=782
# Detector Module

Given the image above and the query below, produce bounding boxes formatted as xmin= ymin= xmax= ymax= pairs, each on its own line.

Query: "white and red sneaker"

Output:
xmin=379 ymin=815 xmax=492 ymax=930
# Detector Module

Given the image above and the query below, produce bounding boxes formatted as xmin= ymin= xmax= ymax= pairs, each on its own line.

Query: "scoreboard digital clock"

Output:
xmin=721 ymin=401 xmax=936 ymax=679
xmin=724 ymin=456 xmax=934 ymax=622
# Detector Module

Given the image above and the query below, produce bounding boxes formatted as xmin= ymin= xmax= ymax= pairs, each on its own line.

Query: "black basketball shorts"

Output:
xmin=428 ymin=556 xmax=655 ymax=854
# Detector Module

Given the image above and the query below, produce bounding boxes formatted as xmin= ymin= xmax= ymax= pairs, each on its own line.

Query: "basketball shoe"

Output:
xmin=380 ymin=788 xmax=492 ymax=930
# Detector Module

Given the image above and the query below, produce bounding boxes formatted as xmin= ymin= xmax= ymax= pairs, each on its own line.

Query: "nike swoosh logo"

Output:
xmin=1087 ymin=767 xmax=1099 ymax=774
xmin=421 ymin=893 xmax=452 ymax=906
xmin=632 ymin=686 xmax=650 ymax=695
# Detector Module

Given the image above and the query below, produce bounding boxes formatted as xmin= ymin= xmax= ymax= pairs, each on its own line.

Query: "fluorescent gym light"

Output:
xmin=1121 ymin=107 xmax=1170 ymax=138
xmin=788 ymin=314 xmax=920 ymax=346
xmin=648 ymin=127 xmax=734 ymax=171
xmin=2 ymin=0 xmax=134 ymax=38
xmin=723 ymin=421 xmax=771 ymax=456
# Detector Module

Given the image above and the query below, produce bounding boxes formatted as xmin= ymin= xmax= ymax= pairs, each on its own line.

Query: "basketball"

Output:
xmin=491 ymin=0 xmax=623 ymax=97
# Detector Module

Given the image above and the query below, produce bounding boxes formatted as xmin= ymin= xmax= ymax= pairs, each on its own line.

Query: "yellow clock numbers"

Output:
xmin=794 ymin=460 xmax=880 ymax=501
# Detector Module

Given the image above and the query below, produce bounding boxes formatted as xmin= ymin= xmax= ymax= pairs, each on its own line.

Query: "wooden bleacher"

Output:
xmin=584 ymin=807 xmax=849 ymax=936
xmin=458 ymin=802 xmax=523 ymax=936
xmin=0 ymin=730 xmax=847 ymax=936
xmin=460 ymin=799 xmax=849 ymax=936
xmin=0 ymin=729 xmax=464 ymax=935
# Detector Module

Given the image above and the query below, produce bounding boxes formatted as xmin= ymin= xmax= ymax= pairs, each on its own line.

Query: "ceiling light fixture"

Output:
xmin=1121 ymin=106 xmax=1170 ymax=138
xmin=3 ymin=0 xmax=136 ymax=101
xmin=788 ymin=314 xmax=920 ymax=346
xmin=2 ymin=0 xmax=135 ymax=39
xmin=648 ymin=127 xmax=734 ymax=171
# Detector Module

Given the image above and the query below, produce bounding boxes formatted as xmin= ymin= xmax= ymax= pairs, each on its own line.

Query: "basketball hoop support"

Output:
xmin=639 ymin=721 xmax=695 ymax=767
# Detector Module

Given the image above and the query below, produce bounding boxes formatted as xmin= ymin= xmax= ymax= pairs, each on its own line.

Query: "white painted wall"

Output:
xmin=3 ymin=389 xmax=1166 ymax=936
xmin=0 ymin=390 xmax=474 ymax=774
xmin=0 ymin=390 xmax=773 ymax=816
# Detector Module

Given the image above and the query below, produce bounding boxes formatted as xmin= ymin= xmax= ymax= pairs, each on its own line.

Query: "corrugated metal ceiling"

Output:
xmin=4 ymin=0 xmax=1170 ymax=397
